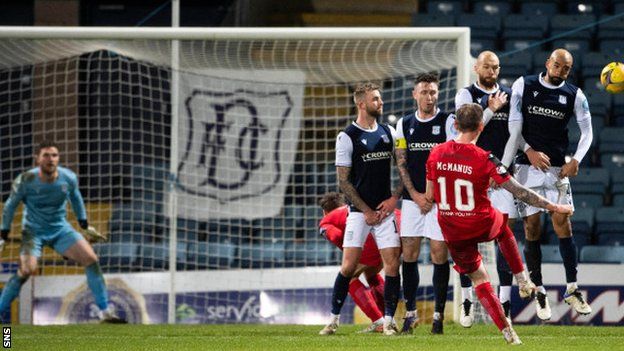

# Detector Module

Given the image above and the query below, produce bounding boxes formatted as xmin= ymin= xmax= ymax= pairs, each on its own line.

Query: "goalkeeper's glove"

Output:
xmin=79 ymin=220 xmax=107 ymax=242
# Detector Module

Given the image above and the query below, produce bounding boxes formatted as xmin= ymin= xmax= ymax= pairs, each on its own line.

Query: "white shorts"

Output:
xmin=488 ymin=187 xmax=519 ymax=219
xmin=399 ymin=200 xmax=444 ymax=241
xmin=514 ymin=164 xmax=575 ymax=218
xmin=343 ymin=211 xmax=401 ymax=250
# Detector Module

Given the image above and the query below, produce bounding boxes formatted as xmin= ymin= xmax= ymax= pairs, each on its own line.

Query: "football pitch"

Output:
xmin=9 ymin=323 xmax=624 ymax=350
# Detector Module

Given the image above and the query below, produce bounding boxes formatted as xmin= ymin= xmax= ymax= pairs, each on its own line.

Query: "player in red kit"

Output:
xmin=425 ymin=103 xmax=573 ymax=345
xmin=318 ymin=192 xmax=401 ymax=333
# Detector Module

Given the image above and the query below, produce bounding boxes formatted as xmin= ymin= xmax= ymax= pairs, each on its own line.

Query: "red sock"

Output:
xmin=475 ymin=282 xmax=507 ymax=331
xmin=367 ymin=274 xmax=385 ymax=312
xmin=497 ymin=225 xmax=524 ymax=274
xmin=349 ymin=279 xmax=383 ymax=322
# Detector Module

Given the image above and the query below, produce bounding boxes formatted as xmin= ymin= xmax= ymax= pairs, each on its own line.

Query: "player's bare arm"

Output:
xmin=395 ymin=147 xmax=432 ymax=214
xmin=337 ymin=166 xmax=380 ymax=225
xmin=501 ymin=177 xmax=572 ymax=215
xmin=425 ymin=179 xmax=435 ymax=203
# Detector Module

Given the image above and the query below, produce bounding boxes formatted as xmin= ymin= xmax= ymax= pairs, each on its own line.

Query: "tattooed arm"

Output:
xmin=501 ymin=177 xmax=572 ymax=215
xmin=337 ymin=166 xmax=380 ymax=224
xmin=395 ymin=147 xmax=432 ymax=213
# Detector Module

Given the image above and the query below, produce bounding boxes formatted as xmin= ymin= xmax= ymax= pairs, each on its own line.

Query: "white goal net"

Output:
xmin=0 ymin=27 xmax=486 ymax=325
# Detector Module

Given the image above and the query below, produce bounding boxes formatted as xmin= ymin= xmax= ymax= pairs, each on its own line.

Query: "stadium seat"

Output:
xmin=595 ymin=207 xmax=624 ymax=236
xmin=596 ymin=233 xmax=624 ymax=246
xmin=411 ymin=14 xmax=455 ymax=27
xmin=541 ymin=244 xmax=565 ymax=263
xmin=599 ymin=40 xmax=624 ymax=55
xmin=611 ymin=169 xmax=624 ymax=205
xmin=94 ymin=242 xmax=140 ymax=272
xmin=139 ymin=242 xmax=188 ymax=270
xmin=583 ymin=85 xmax=612 ymax=112
xmin=189 ymin=241 xmax=237 ymax=269
xmin=531 ymin=51 xmax=551 ymax=72
xmin=570 ymin=168 xmax=609 ymax=194
xmin=598 ymin=14 xmax=624 ymax=40
xmin=473 ymin=1 xmax=511 ymax=16
xmin=550 ymin=15 xmax=597 ymax=40
xmin=580 ymin=245 xmax=624 ymax=263
xmin=239 ymin=240 xmax=286 ymax=268
xmin=521 ymin=2 xmax=559 ymax=17
xmin=458 ymin=15 xmax=501 ymax=40
xmin=503 ymin=15 xmax=548 ymax=40
xmin=551 ymin=39 xmax=590 ymax=57
xmin=613 ymin=94 xmax=624 ymax=118
xmin=471 ymin=39 xmax=497 ymax=57
xmin=427 ymin=1 xmax=463 ymax=16
xmin=616 ymin=2 xmax=624 ymax=14
xmin=285 ymin=240 xmax=337 ymax=267
xmin=599 ymin=128 xmax=624 ymax=170
xmin=573 ymin=194 xmax=604 ymax=208
xmin=504 ymin=40 xmax=543 ymax=54
xmin=499 ymin=51 xmax=533 ymax=78
xmin=581 ymin=52 xmax=618 ymax=80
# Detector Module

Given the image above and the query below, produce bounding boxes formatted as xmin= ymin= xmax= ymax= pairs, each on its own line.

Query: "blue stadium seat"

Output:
xmin=531 ymin=51 xmax=551 ymax=72
xmin=139 ymin=242 xmax=188 ymax=270
xmin=503 ymin=15 xmax=549 ymax=40
xmin=613 ymin=94 xmax=624 ymax=118
xmin=94 ymin=242 xmax=140 ymax=272
xmin=411 ymin=13 xmax=455 ymax=27
xmin=599 ymin=128 xmax=624 ymax=170
xmin=504 ymin=40 xmax=544 ymax=54
xmin=189 ymin=241 xmax=237 ymax=269
xmin=598 ymin=14 xmax=624 ymax=40
xmin=581 ymin=52 xmax=618 ymax=80
xmin=458 ymin=15 xmax=501 ymax=40
xmin=239 ymin=240 xmax=286 ymax=268
xmin=551 ymin=39 xmax=590 ymax=57
xmin=521 ymin=2 xmax=559 ymax=17
xmin=131 ymin=162 xmax=168 ymax=193
xmin=500 ymin=51 xmax=533 ymax=78
xmin=541 ymin=244 xmax=564 ymax=263
xmin=573 ymin=194 xmax=604 ymax=208
xmin=599 ymin=40 xmax=624 ymax=55
xmin=596 ymin=233 xmax=624 ymax=246
xmin=616 ymin=2 xmax=624 ymax=14
xmin=471 ymin=39 xmax=497 ymax=56
xmin=473 ymin=2 xmax=511 ymax=16
xmin=611 ymin=169 xmax=624 ymax=206
xmin=570 ymin=168 xmax=609 ymax=194
xmin=583 ymin=85 xmax=612 ymax=112
xmin=595 ymin=207 xmax=624 ymax=235
xmin=580 ymin=245 xmax=624 ymax=263
xmin=550 ymin=15 xmax=597 ymax=40
xmin=285 ymin=240 xmax=337 ymax=267
xmin=427 ymin=1 xmax=463 ymax=16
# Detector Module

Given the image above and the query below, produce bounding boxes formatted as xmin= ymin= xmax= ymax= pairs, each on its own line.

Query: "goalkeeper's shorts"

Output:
xmin=21 ymin=224 xmax=83 ymax=257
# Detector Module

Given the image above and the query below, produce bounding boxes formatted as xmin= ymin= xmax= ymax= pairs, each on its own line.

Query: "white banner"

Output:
xmin=175 ymin=70 xmax=304 ymax=220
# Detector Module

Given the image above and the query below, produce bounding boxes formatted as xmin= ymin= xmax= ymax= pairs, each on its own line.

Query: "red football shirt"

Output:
xmin=426 ymin=140 xmax=511 ymax=241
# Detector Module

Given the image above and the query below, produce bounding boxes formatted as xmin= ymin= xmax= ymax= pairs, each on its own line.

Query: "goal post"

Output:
xmin=0 ymin=26 xmax=479 ymax=325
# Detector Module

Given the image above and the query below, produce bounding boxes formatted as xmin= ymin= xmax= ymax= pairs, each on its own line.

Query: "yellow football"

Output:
xmin=600 ymin=61 xmax=624 ymax=94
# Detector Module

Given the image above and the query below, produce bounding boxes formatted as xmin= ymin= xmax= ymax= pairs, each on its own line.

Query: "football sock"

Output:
xmin=433 ymin=262 xmax=449 ymax=314
xmin=475 ymin=282 xmax=507 ymax=331
xmin=499 ymin=285 xmax=512 ymax=304
xmin=496 ymin=225 xmax=524 ymax=274
xmin=0 ymin=274 xmax=27 ymax=313
xmin=384 ymin=274 xmax=400 ymax=318
xmin=558 ymin=237 xmax=578 ymax=283
xmin=367 ymin=274 xmax=385 ymax=312
xmin=460 ymin=274 xmax=472 ymax=301
xmin=524 ymin=239 xmax=543 ymax=287
xmin=402 ymin=261 xmax=419 ymax=311
xmin=86 ymin=262 xmax=109 ymax=310
xmin=496 ymin=245 xmax=514 ymax=286
xmin=349 ymin=280 xmax=383 ymax=322
xmin=331 ymin=272 xmax=351 ymax=315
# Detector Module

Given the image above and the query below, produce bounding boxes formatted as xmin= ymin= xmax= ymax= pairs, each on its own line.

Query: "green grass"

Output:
xmin=8 ymin=323 xmax=624 ymax=350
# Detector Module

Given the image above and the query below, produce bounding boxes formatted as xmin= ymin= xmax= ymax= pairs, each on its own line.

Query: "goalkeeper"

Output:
xmin=0 ymin=141 xmax=125 ymax=323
